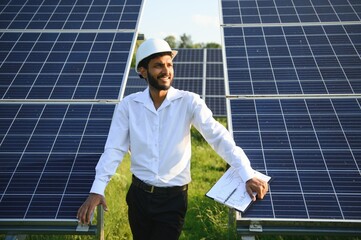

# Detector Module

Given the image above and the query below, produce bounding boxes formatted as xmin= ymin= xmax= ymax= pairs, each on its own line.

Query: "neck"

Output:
xmin=149 ymin=87 xmax=168 ymax=110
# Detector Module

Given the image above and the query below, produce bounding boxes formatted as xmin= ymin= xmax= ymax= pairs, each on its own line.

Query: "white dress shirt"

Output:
xmin=90 ymin=87 xmax=255 ymax=196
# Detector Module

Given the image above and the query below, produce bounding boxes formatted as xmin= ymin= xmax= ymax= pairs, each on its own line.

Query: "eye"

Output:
xmin=153 ymin=63 xmax=163 ymax=68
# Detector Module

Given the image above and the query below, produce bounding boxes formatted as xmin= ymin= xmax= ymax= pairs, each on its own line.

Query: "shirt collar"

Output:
xmin=133 ymin=86 xmax=184 ymax=112
xmin=134 ymin=86 xmax=183 ymax=103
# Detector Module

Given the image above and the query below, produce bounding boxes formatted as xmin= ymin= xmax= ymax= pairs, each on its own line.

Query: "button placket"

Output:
xmin=153 ymin=115 xmax=160 ymax=162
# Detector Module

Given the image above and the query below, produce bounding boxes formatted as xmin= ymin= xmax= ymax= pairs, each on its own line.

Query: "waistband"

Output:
xmin=132 ymin=175 xmax=188 ymax=194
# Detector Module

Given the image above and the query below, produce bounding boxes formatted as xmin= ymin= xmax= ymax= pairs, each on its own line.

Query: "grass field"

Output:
xmin=2 ymin=119 xmax=360 ymax=240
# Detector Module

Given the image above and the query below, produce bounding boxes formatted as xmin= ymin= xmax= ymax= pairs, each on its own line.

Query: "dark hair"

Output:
xmin=137 ymin=51 xmax=172 ymax=79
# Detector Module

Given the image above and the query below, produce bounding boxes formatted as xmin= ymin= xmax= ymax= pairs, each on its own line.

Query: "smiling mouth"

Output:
xmin=159 ymin=76 xmax=170 ymax=81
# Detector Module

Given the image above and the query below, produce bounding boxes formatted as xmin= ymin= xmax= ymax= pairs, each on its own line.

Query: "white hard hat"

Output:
xmin=135 ymin=38 xmax=178 ymax=73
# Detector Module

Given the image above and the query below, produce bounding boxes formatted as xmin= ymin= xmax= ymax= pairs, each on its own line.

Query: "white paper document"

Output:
xmin=206 ymin=167 xmax=271 ymax=213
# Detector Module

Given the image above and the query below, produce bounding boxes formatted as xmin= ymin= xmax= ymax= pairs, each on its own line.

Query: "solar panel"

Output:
xmin=0 ymin=103 xmax=114 ymax=219
xmin=0 ymin=0 xmax=144 ymax=236
xmin=230 ymin=98 xmax=361 ymax=219
xmin=0 ymin=0 xmax=142 ymax=30
xmin=123 ymin=70 xmax=146 ymax=96
xmin=0 ymin=31 xmax=134 ymax=100
xmin=124 ymin=48 xmax=227 ymax=116
xmin=224 ymin=24 xmax=361 ymax=96
xmin=221 ymin=0 xmax=361 ymax=235
xmin=222 ymin=0 xmax=361 ymax=24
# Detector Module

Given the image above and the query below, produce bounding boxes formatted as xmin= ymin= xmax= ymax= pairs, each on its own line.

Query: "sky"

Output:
xmin=138 ymin=0 xmax=222 ymax=44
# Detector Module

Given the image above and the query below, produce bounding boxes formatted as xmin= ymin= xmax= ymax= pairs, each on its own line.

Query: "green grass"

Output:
xmin=2 ymin=118 xmax=360 ymax=240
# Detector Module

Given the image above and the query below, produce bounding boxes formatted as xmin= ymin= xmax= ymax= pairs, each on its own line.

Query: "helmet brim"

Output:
xmin=135 ymin=50 xmax=178 ymax=74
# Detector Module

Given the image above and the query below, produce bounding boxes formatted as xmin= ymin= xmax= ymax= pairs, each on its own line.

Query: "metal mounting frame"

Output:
xmin=0 ymin=206 xmax=104 ymax=240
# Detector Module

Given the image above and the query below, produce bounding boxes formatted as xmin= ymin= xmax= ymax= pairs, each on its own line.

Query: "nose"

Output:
xmin=162 ymin=65 xmax=172 ymax=76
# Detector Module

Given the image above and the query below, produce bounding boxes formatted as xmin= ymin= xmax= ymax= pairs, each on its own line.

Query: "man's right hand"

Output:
xmin=77 ymin=193 xmax=108 ymax=225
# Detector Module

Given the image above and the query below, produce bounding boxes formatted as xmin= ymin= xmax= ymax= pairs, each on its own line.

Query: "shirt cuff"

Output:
xmin=237 ymin=165 xmax=255 ymax=183
xmin=90 ymin=179 xmax=107 ymax=196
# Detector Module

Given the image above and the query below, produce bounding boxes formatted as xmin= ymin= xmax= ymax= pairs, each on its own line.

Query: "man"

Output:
xmin=77 ymin=38 xmax=268 ymax=239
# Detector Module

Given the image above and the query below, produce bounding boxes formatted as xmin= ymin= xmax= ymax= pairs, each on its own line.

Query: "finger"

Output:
xmin=85 ymin=206 xmax=95 ymax=224
xmin=257 ymin=185 xmax=264 ymax=199
xmin=246 ymin=186 xmax=256 ymax=201
xmin=78 ymin=202 xmax=94 ymax=225
xmin=81 ymin=206 xmax=91 ymax=224
xmin=102 ymin=198 xmax=108 ymax=212
xmin=76 ymin=206 xmax=82 ymax=220
xmin=257 ymin=183 xmax=268 ymax=199
xmin=77 ymin=205 xmax=86 ymax=223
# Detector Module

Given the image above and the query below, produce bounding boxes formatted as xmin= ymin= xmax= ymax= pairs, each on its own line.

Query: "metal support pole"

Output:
xmin=97 ymin=205 xmax=104 ymax=240
xmin=228 ymin=209 xmax=236 ymax=240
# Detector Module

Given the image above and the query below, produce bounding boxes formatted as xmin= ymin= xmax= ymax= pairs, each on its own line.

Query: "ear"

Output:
xmin=138 ymin=67 xmax=147 ymax=79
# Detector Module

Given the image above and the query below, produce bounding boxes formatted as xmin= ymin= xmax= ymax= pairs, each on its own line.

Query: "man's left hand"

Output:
xmin=246 ymin=177 xmax=268 ymax=201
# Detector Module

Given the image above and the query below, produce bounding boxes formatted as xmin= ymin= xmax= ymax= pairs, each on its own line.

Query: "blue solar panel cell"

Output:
xmin=25 ymin=195 xmax=62 ymax=218
xmin=306 ymin=194 xmax=344 ymax=218
xmin=292 ymin=150 xmax=325 ymax=170
xmin=207 ymin=49 xmax=223 ymax=62
xmin=323 ymin=150 xmax=358 ymax=170
xmin=0 ymin=194 xmax=32 ymax=218
xmin=272 ymin=196 xmax=308 ymax=218
xmin=339 ymin=195 xmax=361 ymax=219
xmin=206 ymin=78 xmax=225 ymax=95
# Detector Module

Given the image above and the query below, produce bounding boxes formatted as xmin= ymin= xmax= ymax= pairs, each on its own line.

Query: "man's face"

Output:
xmin=140 ymin=54 xmax=174 ymax=91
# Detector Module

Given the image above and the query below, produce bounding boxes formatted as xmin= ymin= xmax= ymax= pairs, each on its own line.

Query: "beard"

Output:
xmin=146 ymin=71 xmax=173 ymax=91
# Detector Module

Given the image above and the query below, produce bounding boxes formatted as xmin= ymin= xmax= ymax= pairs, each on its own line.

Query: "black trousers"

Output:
xmin=126 ymin=182 xmax=188 ymax=240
